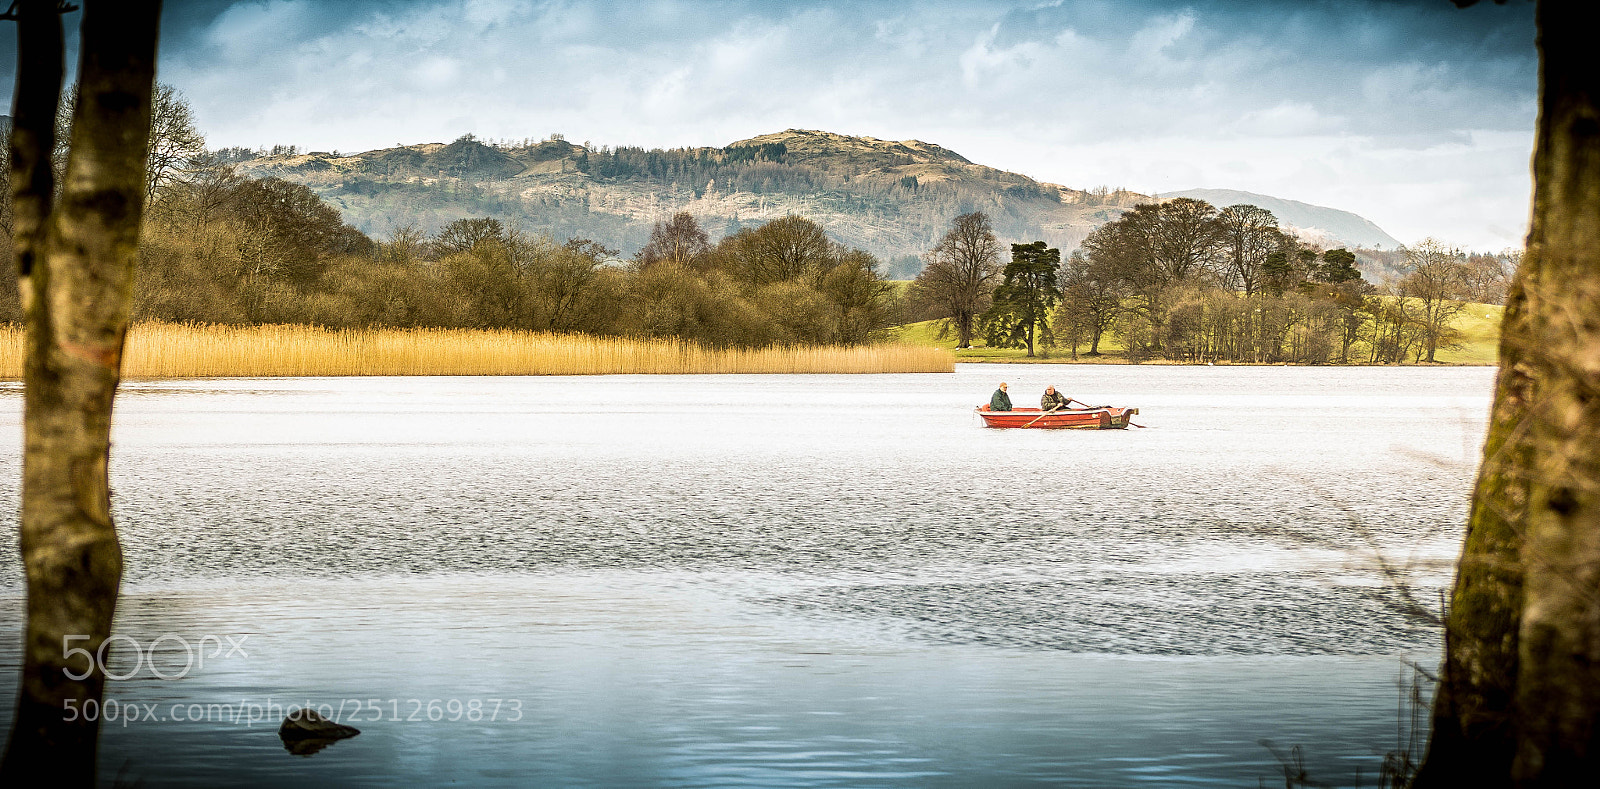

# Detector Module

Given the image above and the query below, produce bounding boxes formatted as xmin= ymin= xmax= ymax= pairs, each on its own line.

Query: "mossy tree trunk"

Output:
xmin=1 ymin=1 xmax=160 ymax=785
xmin=1416 ymin=0 xmax=1600 ymax=785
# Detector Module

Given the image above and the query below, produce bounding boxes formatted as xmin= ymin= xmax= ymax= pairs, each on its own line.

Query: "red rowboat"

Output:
xmin=975 ymin=405 xmax=1139 ymax=430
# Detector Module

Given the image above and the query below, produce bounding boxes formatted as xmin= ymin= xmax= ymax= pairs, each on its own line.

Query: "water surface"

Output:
xmin=0 ymin=363 xmax=1493 ymax=786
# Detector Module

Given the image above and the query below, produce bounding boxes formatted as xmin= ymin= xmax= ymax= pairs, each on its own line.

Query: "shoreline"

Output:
xmin=949 ymin=356 xmax=1496 ymax=367
xmin=0 ymin=323 xmax=954 ymax=378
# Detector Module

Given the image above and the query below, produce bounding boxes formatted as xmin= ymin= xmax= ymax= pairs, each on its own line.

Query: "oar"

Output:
xmin=1023 ymin=406 xmax=1064 ymax=428
xmin=1122 ymin=405 xmax=1149 ymax=428
xmin=1026 ymin=397 xmax=1093 ymax=427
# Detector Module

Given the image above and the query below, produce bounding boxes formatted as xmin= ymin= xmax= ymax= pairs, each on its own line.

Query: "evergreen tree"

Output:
xmin=982 ymin=241 xmax=1061 ymax=357
xmin=1318 ymin=248 xmax=1363 ymax=284
xmin=1262 ymin=249 xmax=1294 ymax=296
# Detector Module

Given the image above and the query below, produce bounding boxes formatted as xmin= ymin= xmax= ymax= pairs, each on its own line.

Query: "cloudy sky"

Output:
xmin=5 ymin=0 xmax=1537 ymax=249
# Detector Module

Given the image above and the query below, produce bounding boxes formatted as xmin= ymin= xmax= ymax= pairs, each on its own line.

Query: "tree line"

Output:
xmin=125 ymin=186 xmax=896 ymax=347
xmin=4 ymin=169 xmax=898 ymax=347
xmin=910 ymin=203 xmax=1515 ymax=364
xmin=0 ymin=88 xmax=1515 ymax=364
xmin=0 ymin=84 xmax=902 ymax=347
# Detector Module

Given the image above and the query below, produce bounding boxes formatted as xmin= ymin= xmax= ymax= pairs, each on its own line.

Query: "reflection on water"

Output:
xmin=0 ymin=363 xmax=1493 ymax=787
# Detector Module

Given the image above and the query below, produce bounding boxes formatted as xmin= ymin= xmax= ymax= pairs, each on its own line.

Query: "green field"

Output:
xmin=890 ymin=301 xmax=1504 ymax=366
xmin=890 ymin=320 xmax=1127 ymax=363
xmin=1433 ymin=303 xmax=1504 ymax=365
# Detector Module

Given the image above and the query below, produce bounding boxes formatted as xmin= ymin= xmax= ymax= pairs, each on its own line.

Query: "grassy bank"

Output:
xmin=0 ymin=323 xmax=954 ymax=378
xmin=892 ymin=301 xmax=1505 ymax=365
xmin=1435 ymin=303 xmax=1504 ymax=365
xmin=892 ymin=320 xmax=1128 ymax=363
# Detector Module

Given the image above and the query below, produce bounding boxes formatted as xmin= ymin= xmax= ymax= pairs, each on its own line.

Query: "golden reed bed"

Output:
xmin=0 ymin=323 xmax=953 ymax=378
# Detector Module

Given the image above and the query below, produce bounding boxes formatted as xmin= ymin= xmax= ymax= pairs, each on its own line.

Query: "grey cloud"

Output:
xmin=1 ymin=0 xmax=1538 ymax=248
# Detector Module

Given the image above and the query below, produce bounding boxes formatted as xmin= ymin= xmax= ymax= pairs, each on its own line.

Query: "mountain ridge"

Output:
xmin=1162 ymin=188 xmax=1402 ymax=249
xmin=232 ymin=129 xmax=1400 ymax=268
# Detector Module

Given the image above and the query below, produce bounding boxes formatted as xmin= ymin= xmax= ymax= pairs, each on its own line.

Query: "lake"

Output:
xmin=0 ymin=363 xmax=1494 ymax=787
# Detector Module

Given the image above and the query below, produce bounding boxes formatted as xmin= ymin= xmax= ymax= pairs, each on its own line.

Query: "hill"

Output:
xmin=232 ymin=130 xmax=1398 ymax=267
xmin=1163 ymin=188 xmax=1402 ymax=249
xmin=233 ymin=130 xmax=1150 ymax=267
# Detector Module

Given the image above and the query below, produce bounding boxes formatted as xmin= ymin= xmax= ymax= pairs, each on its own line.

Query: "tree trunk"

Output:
xmin=1416 ymin=1 xmax=1600 ymax=785
xmin=2 ymin=2 xmax=161 ymax=785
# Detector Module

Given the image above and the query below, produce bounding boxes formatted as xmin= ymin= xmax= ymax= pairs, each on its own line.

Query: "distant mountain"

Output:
xmin=1163 ymin=188 xmax=1402 ymax=249
xmin=231 ymin=130 xmax=1400 ymax=269
xmin=231 ymin=129 xmax=1148 ymax=268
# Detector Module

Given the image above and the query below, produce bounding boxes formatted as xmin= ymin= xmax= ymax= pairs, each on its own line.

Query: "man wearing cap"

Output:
xmin=989 ymin=382 xmax=1013 ymax=411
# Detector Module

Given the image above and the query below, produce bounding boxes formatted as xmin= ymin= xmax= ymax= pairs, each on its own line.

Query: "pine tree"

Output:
xmin=982 ymin=241 xmax=1061 ymax=357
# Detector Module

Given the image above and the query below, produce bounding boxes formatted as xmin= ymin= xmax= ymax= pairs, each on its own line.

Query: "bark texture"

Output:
xmin=1 ymin=1 xmax=161 ymax=784
xmin=1417 ymin=1 xmax=1600 ymax=785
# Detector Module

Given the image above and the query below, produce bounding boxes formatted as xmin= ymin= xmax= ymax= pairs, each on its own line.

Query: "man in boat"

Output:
xmin=989 ymin=382 xmax=1013 ymax=411
xmin=1040 ymin=385 xmax=1074 ymax=412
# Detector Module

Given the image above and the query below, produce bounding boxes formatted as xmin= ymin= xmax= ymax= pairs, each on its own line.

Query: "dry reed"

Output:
xmin=0 ymin=323 xmax=953 ymax=378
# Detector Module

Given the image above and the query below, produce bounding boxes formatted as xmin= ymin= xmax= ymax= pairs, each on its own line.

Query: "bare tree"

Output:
xmin=908 ymin=211 xmax=1003 ymax=348
xmin=635 ymin=211 xmax=710 ymax=270
xmin=1398 ymin=238 xmax=1469 ymax=363
xmin=165 ymin=155 xmax=240 ymax=237
xmin=1461 ymin=251 xmax=1518 ymax=305
xmin=1149 ymin=197 xmax=1225 ymax=284
xmin=1081 ymin=199 xmax=1225 ymax=356
xmin=1214 ymin=203 xmax=1280 ymax=296
xmin=53 ymin=80 xmax=201 ymax=203
xmin=725 ymin=215 xmax=833 ymax=285
xmin=382 ymin=222 xmax=426 ymax=262
xmin=144 ymin=83 xmax=205 ymax=202
xmin=819 ymin=247 xmax=894 ymax=344
xmin=1054 ymin=250 xmax=1124 ymax=356
xmin=432 ymin=217 xmax=506 ymax=257
xmin=1416 ymin=0 xmax=1600 ymax=785
xmin=2 ymin=1 xmax=162 ymax=784
xmin=530 ymin=238 xmax=614 ymax=332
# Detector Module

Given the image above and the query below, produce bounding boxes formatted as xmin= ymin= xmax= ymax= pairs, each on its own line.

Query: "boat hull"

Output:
xmin=975 ymin=406 xmax=1138 ymax=430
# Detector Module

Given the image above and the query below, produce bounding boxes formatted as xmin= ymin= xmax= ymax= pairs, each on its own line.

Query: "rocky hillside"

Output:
xmin=231 ymin=130 xmax=1146 ymax=270
xmin=232 ymin=129 xmax=1397 ymax=272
